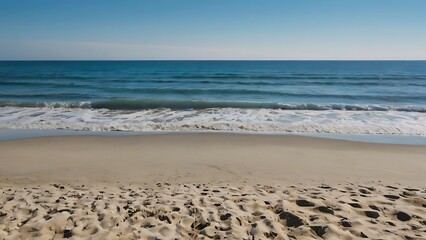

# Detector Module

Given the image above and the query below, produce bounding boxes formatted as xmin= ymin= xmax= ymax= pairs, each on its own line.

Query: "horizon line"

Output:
xmin=1 ymin=59 xmax=426 ymax=62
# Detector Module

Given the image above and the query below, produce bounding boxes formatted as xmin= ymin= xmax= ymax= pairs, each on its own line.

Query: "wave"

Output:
xmin=0 ymin=81 xmax=99 ymax=89
xmin=0 ymin=74 xmax=93 ymax=80
xmin=0 ymin=93 xmax=96 ymax=100
xmin=1 ymin=88 xmax=425 ymax=103
xmin=108 ymin=79 xmax=426 ymax=87
xmin=0 ymin=106 xmax=425 ymax=135
xmin=170 ymin=73 xmax=426 ymax=81
xmin=1 ymin=100 xmax=425 ymax=112
xmin=3 ymin=79 xmax=426 ymax=89
xmin=2 ymin=73 xmax=426 ymax=81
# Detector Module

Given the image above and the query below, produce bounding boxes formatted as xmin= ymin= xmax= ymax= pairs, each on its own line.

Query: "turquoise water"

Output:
xmin=0 ymin=61 xmax=425 ymax=134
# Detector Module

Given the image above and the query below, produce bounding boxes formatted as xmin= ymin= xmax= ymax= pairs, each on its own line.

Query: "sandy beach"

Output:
xmin=0 ymin=134 xmax=425 ymax=239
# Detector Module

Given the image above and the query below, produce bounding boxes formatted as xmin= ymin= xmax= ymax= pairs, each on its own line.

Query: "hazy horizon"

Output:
xmin=1 ymin=0 xmax=425 ymax=60
xmin=1 ymin=60 xmax=426 ymax=62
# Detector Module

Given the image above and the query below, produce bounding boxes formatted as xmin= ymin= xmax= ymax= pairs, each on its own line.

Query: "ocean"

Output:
xmin=0 ymin=61 xmax=425 ymax=135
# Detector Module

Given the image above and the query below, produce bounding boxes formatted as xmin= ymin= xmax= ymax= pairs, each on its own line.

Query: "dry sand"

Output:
xmin=0 ymin=134 xmax=425 ymax=239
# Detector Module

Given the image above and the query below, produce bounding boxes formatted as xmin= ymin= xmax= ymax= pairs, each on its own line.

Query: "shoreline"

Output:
xmin=1 ymin=128 xmax=426 ymax=145
xmin=1 ymin=133 xmax=426 ymax=186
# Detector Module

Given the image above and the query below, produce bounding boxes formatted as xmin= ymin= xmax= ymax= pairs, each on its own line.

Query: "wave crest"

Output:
xmin=0 ymin=106 xmax=425 ymax=135
xmin=0 ymin=100 xmax=425 ymax=112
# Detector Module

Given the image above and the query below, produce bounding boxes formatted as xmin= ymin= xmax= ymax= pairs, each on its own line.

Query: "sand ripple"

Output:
xmin=0 ymin=182 xmax=425 ymax=239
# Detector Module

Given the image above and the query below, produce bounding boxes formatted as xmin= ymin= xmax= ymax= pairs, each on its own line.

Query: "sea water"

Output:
xmin=0 ymin=61 xmax=425 ymax=135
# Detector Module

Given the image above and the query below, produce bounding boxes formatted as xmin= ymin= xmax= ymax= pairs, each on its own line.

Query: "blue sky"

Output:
xmin=0 ymin=0 xmax=425 ymax=60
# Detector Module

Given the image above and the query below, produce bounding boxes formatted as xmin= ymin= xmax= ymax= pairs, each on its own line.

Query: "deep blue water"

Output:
xmin=1 ymin=61 xmax=426 ymax=111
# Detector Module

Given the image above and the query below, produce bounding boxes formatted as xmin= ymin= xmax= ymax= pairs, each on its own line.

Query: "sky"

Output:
xmin=0 ymin=0 xmax=425 ymax=60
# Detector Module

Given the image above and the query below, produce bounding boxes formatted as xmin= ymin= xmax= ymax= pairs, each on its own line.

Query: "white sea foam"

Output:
xmin=0 ymin=107 xmax=425 ymax=135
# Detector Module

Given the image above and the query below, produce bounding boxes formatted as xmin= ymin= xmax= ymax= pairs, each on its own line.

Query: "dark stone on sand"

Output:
xmin=341 ymin=220 xmax=352 ymax=227
xmin=348 ymin=203 xmax=362 ymax=208
xmin=0 ymin=212 xmax=6 ymax=218
xmin=58 ymin=209 xmax=74 ymax=214
xmin=402 ymin=191 xmax=415 ymax=197
xmin=274 ymin=206 xmax=283 ymax=214
xmin=219 ymin=226 xmax=232 ymax=231
xmin=287 ymin=234 xmax=296 ymax=240
xmin=317 ymin=206 xmax=334 ymax=214
xmin=387 ymin=221 xmax=396 ymax=226
xmin=279 ymin=211 xmax=304 ymax=228
xmin=296 ymin=199 xmax=315 ymax=207
xmin=128 ymin=209 xmax=139 ymax=218
xmin=236 ymin=217 xmax=242 ymax=226
xmin=411 ymin=225 xmax=419 ymax=230
xmin=310 ymin=226 xmax=327 ymax=237
xmin=43 ymin=215 xmax=51 ymax=220
xmin=142 ymin=224 xmax=155 ymax=228
xmin=384 ymin=194 xmax=400 ymax=200
xmin=369 ymin=205 xmax=380 ymax=211
xmin=172 ymin=207 xmax=180 ymax=212
xmin=365 ymin=211 xmax=380 ymax=219
xmin=396 ymin=211 xmax=411 ymax=221
xmin=159 ymin=215 xmax=172 ymax=224
xmin=63 ymin=229 xmax=73 ymax=238
xmin=194 ymin=222 xmax=209 ymax=230
xmin=359 ymin=189 xmax=371 ymax=194
xmin=404 ymin=188 xmax=420 ymax=191
xmin=264 ymin=231 xmax=278 ymax=238
xmin=220 ymin=213 xmax=232 ymax=221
